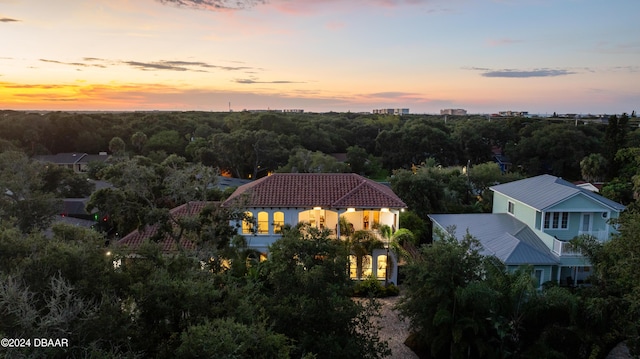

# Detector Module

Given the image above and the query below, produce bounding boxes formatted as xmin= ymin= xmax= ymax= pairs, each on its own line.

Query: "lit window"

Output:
xmin=349 ymin=255 xmax=358 ymax=279
xmin=242 ymin=212 xmax=254 ymax=234
xmin=257 ymin=211 xmax=269 ymax=234
xmin=273 ymin=212 xmax=284 ymax=233
xmin=362 ymin=255 xmax=373 ymax=278
xmin=377 ymin=255 xmax=387 ymax=280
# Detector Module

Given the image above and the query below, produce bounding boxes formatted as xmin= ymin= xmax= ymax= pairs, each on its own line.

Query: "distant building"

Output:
xmin=440 ymin=109 xmax=467 ymax=116
xmin=243 ymin=109 xmax=304 ymax=113
xmin=372 ymin=108 xmax=409 ymax=116
xmin=497 ymin=111 xmax=529 ymax=117
xmin=33 ymin=152 xmax=110 ymax=173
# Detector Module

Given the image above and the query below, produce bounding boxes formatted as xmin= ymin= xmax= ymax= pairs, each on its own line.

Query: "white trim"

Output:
xmin=579 ymin=213 xmax=592 ymax=233
xmin=543 ymin=211 xmax=570 ymax=230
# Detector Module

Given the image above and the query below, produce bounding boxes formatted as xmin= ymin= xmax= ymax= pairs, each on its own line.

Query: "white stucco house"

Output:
xmin=430 ymin=174 xmax=625 ymax=287
xmin=222 ymin=173 xmax=408 ymax=284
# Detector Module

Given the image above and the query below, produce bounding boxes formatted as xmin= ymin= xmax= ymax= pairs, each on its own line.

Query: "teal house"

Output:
xmin=429 ymin=174 xmax=625 ymax=287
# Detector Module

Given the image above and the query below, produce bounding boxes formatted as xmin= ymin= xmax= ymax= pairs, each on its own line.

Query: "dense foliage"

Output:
xmin=398 ymin=216 xmax=640 ymax=359
xmin=3 ymin=109 xmax=640 ymax=358
xmin=2 ymin=110 xmax=638 ymax=181
xmin=0 ymin=222 xmax=389 ymax=358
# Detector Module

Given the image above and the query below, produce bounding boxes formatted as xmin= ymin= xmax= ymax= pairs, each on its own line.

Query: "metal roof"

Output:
xmin=429 ymin=213 xmax=559 ymax=266
xmin=490 ymin=174 xmax=625 ymax=211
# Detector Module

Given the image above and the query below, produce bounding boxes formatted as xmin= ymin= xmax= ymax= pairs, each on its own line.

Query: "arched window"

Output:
xmin=257 ymin=211 xmax=269 ymax=234
xmin=362 ymin=255 xmax=373 ymax=278
xmin=273 ymin=212 xmax=284 ymax=234
xmin=349 ymin=255 xmax=357 ymax=279
xmin=242 ymin=211 xmax=254 ymax=234
xmin=377 ymin=255 xmax=387 ymax=280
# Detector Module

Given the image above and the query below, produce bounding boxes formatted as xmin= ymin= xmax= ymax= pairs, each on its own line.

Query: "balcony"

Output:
xmin=552 ymin=238 xmax=583 ymax=257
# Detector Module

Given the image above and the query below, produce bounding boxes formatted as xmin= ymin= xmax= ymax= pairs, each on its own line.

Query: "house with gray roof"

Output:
xmin=33 ymin=152 xmax=110 ymax=173
xmin=223 ymin=173 xmax=408 ymax=284
xmin=429 ymin=174 xmax=625 ymax=287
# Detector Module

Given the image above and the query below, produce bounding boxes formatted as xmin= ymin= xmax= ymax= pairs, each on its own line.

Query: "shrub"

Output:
xmin=349 ymin=277 xmax=399 ymax=298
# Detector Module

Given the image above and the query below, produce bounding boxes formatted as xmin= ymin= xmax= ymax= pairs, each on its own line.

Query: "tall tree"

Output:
xmin=130 ymin=131 xmax=148 ymax=154
xmin=260 ymin=224 xmax=390 ymax=359
xmin=580 ymin=153 xmax=608 ymax=183
xmin=108 ymin=136 xmax=126 ymax=156
xmin=604 ymin=113 xmax=629 ymax=179
xmin=0 ymin=151 xmax=60 ymax=232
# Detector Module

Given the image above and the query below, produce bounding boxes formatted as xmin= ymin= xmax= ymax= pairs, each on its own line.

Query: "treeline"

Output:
xmin=2 ymin=110 xmax=639 ymax=181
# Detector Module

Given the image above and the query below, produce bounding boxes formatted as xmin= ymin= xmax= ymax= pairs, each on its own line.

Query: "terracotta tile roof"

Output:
xmin=223 ymin=173 xmax=406 ymax=209
xmin=116 ymin=201 xmax=216 ymax=253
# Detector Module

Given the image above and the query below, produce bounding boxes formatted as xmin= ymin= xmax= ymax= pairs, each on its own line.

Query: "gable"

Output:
xmin=548 ymin=192 xmax=612 ymax=212
xmin=491 ymin=174 xmax=624 ymax=212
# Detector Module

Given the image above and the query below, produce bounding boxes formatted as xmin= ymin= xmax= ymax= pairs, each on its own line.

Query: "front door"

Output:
xmin=581 ymin=213 xmax=592 ymax=233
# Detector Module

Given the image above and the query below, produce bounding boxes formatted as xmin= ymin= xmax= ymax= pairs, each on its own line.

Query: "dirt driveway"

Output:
xmin=375 ymin=296 xmax=418 ymax=359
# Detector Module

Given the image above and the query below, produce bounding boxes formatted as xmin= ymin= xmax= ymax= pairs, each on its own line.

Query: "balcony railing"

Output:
xmin=552 ymin=238 xmax=583 ymax=256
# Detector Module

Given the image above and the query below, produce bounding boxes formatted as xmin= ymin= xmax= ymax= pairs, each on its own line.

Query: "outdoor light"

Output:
xmin=313 ymin=207 xmax=322 ymax=210
xmin=346 ymin=208 xmax=355 ymax=212
xmin=381 ymin=208 xmax=389 ymax=212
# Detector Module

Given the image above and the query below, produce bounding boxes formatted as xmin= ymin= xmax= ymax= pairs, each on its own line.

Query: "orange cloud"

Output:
xmin=0 ymin=81 xmax=188 ymax=110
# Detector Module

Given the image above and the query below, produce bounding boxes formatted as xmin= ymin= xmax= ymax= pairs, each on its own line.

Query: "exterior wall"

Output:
xmin=234 ymin=207 xmax=401 ymax=281
xmin=544 ymin=194 xmax=620 ymax=241
xmin=493 ymin=192 xmax=539 ymax=229
xmin=558 ymin=255 xmax=591 ymax=268
xmin=507 ymin=264 xmax=554 ymax=288
xmin=232 ymin=207 xmax=301 ymax=253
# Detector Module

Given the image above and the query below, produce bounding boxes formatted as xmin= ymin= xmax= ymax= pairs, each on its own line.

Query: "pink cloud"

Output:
xmin=244 ymin=0 xmax=433 ymax=15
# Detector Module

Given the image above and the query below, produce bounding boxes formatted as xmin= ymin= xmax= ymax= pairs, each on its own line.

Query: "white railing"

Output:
xmin=552 ymin=238 xmax=583 ymax=256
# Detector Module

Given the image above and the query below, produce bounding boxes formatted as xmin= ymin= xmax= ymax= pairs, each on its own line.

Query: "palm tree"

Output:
xmin=378 ymin=224 xmax=415 ymax=284
xmin=347 ymin=229 xmax=383 ymax=280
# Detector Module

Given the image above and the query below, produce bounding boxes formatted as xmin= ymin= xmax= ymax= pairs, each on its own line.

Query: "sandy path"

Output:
xmin=374 ymin=296 xmax=418 ymax=359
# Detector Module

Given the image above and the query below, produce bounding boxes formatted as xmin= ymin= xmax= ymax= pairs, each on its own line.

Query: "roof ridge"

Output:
xmin=331 ymin=175 xmax=366 ymax=206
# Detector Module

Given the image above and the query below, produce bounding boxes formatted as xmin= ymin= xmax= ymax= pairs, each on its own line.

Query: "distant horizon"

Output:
xmin=1 ymin=108 xmax=631 ymax=117
xmin=1 ymin=1 xmax=638 ymax=114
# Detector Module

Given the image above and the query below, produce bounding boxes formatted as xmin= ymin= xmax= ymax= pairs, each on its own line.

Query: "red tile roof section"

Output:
xmin=116 ymin=201 xmax=216 ymax=253
xmin=223 ymin=173 xmax=406 ymax=209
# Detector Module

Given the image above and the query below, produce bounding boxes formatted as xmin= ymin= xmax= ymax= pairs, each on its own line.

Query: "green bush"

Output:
xmin=349 ymin=277 xmax=399 ymax=298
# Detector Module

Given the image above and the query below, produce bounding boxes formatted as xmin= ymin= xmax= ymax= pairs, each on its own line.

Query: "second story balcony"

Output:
xmin=552 ymin=238 xmax=583 ymax=257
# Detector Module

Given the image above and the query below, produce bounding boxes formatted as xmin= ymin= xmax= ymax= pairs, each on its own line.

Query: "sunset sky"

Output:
xmin=1 ymin=0 xmax=639 ymax=114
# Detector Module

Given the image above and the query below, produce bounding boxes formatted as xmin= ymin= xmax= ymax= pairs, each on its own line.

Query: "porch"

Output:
xmin=557 ymin=265 xmax=592 ymax=287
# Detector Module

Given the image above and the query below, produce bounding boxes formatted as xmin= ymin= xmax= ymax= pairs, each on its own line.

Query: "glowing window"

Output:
xmin=242 ymin=212 xmax=254 ymax=234
xmin=273 ymin=212 xmax=284 ymax=233
xmin=257 ymin=211 xmax=269 ymax=234
xmin=349 ymin=255 xmax=358 ymax=279
xmin=362 ymin=255 xmax=373 ymax=278
xmin=377 ymin=255 xmax=387 ymax=280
